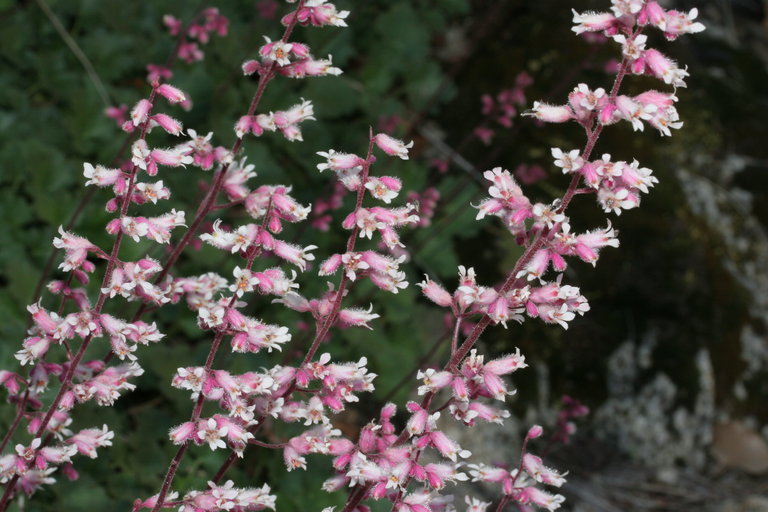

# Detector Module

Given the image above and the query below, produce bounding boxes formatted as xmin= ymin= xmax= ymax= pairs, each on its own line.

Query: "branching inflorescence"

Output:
xmin=0 ymin=1 xmax=704 ymax=511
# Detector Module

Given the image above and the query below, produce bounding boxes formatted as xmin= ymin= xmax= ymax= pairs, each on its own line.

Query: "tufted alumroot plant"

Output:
xmin=0 ymin=1 xmax=704 ymax=511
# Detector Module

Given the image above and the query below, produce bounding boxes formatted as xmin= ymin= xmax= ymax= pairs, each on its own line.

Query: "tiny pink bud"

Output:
xmin=341 ymin=212 xmax=356 ymax=230
xmin=155 ymin=83 xmax=186 ymax=104
xmin=169 ymin=421 xmax=197 ymax=444
xmin=130 ymin=99 xmax=152 ymax=127
xmin=60 ymin=391 xmax=76 ymax=410
xmin=319 ymin=254 xmax=343 ymax=276
xmin=242 ymin=59 xmax=261 ymax=76
xmin=417 ymin=277 xmax=453 ymax=307
xmin=106 ymin=218 xmax=121 ymax=235
xmin=373 ymin=133 xmax=413 ymax=160
xmin=526 ymin=424 xmax=544 ymax=439
xmin=150 ymin=113 xmax=183 ymax=135
xmin=235 ymin=116 xmax=252 ymax=138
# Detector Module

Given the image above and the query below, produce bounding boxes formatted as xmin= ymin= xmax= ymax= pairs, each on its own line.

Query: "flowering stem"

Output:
xmin=341 ymin=35 xmax=640 ymax=512
xmin=149 ymin=0 xmax=307 ymax=290
xmin=202 ymin=133 xmax=377 ymax=490
xmin=0 ymin=86 xmax=160 ymax=510
xmin=150 ymin=196 xmax=275 ymax=511
xmin=448 ymin=58 xmax=635 ymax=371
xmin=29 ymin=11 xmax=208 ymax=309
xmin=151 ymin=299 xmax=238 ymax=509
xmin=147 ymin=69 xmax=274 ymax=291
xmin=300 ymin=132 xmax=375 ymax=367
xmin=29 ymin=187 xmax=98 ymax=309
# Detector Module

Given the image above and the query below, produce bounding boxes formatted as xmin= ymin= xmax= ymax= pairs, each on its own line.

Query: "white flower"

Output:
xmin=576 ymin=83 xmax=606 ymax=111
xmin=532 ymin=203 xmax=566 ymax=229
xmin=198 ymin=418 xmax=228 ymax=451
xmin=229 ymin=267 xmax=259 ymax=297
xmin=365 ymin=178 xmax=399 ymax=203
xmin=135 ymin=181 xmax=169 ymax=204
xmin=199 ymin=306 xmax=225 ymax=327
xmin=551 ymin=147 xmax=584 ymax=174
xmin=613 ymin=34 xmax=647 ymax=59
xmin=355 ymin=209 xmax=384 ymax=239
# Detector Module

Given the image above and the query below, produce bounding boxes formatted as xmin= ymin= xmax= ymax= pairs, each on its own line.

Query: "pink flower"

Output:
xmin=169 ymin=421 xmax=197 ymax=444
xmin=259 ymin=37 xmax=294 ymax=66
xmin=154 ymin=83 xmax=187 ymax=104
xmin=571 ymin=10 xmax=618 ymax=35
xmin=662 ymin=8 xmax=706 ymax=40
xmin=105 ymin=104 xmax=128 ymax=126
xmin=67 ymin=425 xmax=114 ymax=458
xmin=149 ymin=113 xmax=182 ymax=135
xmin=515 ymin=486 xmax=565 ymax=511
xmin=525 ymin=102 xmax=574 ymax=123
xmin=523 ymin=453 xmax=566 ymax=487
xmin=373 ymin=133 xmax=414 ymax=160
xmin=163 ymin=14 xmax=182 ymax=36
xmin=146 ymin=64 xmax=172 ymax=84
xmin=417 ymin=277 xmax=453 ymax=308
xmin=130 ymin=99 xmax=152 ymax=127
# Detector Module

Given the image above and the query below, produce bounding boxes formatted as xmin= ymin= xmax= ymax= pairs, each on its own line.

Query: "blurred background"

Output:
xmin=0 ymin=0 xmax=767 ymax=510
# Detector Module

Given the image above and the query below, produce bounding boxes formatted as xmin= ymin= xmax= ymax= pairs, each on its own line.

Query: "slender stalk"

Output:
xmin=247 ymin=440 xmax=285 ymax=449
xmin=450 ymin=315 xmax=462 ymax=355
xmin=150 ymin=195 xmax=275 ymax=511
xmin=210 ymin=452 xmax=238 ymax=484
xmin=300 ymin=131 xmax=376 ymax=366
xmin=35 ymin=0 xmax=111 ymax=108
xmin=494 ymin=495 xmax=511 ymax=512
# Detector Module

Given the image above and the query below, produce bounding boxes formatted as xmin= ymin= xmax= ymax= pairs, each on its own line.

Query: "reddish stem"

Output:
xmin=150 ymin=195 xmax=276 ymax=511
xmin=300 ymin=131 xmax=376 ymax=367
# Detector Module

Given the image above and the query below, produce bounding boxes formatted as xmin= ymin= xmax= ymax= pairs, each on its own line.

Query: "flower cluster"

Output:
xmin=0 ymin=69 xmax=206 ymax=498
xmin=134 ymin=481 xmax=275 ymax=512
xmin=0 ymin=1 xmax=705 ymax=511
xmin=234 ymin=99 xmax=318 ymax=142
xmin=163 ymin=8 xmax=229 ymax=65
xmin=106 ymin=9 xmax=224 ymax=128
xmin=0 ymin=425 xmax=114 ymax=497
xmin=242 ymin=36 xmax=343 ymax=80
xmin=468 ymin=427 xmax=566 ymax=511
xmin=475 ymin=72 xmax=533 ymax=145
